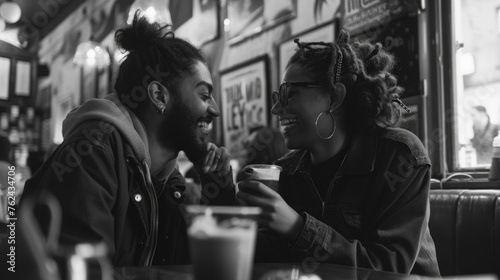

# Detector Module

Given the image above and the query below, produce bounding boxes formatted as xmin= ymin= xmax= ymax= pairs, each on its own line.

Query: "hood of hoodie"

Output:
xmin=62 ymin=93 xmax=177 ymax=180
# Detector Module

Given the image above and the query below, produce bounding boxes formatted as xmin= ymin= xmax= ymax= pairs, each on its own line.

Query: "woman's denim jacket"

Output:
xmin=255 ymin=127 xmax=441 ymax=277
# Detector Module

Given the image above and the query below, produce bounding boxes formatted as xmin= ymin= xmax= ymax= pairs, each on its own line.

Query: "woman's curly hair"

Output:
xmin=287 ymin=30 xmax=405 ymax=130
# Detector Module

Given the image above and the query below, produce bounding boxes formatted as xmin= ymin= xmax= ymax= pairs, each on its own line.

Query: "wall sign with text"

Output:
xmin=220 ymin=56 xmax=270 ymax=157
xmin=340 ymin=0 xmax=420 ymax=37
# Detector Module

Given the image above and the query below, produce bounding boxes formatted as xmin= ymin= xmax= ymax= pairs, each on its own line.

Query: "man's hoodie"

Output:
xmin=16 ymin=94 xmax=181 ymax=271
xmin=62 ymin=93 xmax=176 ymax=180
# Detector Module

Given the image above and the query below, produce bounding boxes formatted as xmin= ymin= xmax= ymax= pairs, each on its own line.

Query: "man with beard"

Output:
xmin=18 ymin=12 xmax=235 ymax=267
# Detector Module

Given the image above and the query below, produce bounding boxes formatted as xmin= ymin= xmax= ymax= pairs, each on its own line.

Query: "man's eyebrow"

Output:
xmin=196 ymin=81 xmax=213 ymax=93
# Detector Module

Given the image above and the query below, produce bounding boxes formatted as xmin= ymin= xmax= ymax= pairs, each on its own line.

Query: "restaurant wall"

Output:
xmin=37 ymin=0 xmax=131 ymax=146
xmin=36 ymin=0 xmax=424 ymax=162
xmin=214 ymin=0 xmax=341 ymax=156
xmin=36 ymin=0 xmax=343 ymax=153
xmin=219 ymin=1 xmax=340 ymax=69
xmin=0 ymin=41 xmax=39 ymax=152
xmin=212 ymin=0 xmax=423 ymax=158
xmin=38 ymin=4 xmax=86 ymax=146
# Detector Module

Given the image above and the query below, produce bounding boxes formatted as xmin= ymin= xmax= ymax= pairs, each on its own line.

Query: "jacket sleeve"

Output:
xmin=289 ymin=158 xmax=432 ymax=273
xmin=27 ymin=140 xmax=119 ymax=256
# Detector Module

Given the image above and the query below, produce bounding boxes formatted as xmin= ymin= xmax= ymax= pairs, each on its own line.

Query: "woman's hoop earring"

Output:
xmin=315 ymin=111 xmax=336 ymax=140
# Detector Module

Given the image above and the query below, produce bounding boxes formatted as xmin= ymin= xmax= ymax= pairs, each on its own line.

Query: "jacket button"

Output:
xmin=174 ymin=191 xmax=182 ymax=199
xmin=134 ymin=194 xmax=142 ymax=202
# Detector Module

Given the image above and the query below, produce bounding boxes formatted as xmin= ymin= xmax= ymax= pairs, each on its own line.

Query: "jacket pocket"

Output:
xmin=341 ymin=203 xmax=363 ymax=230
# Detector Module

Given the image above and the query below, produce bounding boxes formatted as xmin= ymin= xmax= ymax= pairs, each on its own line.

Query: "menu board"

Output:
xmin=355 ymin=15 xmax=420 ymax=97
xmin=340 ymin=0 xmax=421 ymax=97
xmin=341 ymin=0 xmax=419 ymax=37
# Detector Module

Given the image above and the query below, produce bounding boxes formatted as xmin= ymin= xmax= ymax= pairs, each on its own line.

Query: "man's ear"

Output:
xmin=330 ymin=82 xmax=346 ymax=113
xmin=147 ymin=81 xmax=170 ymax=112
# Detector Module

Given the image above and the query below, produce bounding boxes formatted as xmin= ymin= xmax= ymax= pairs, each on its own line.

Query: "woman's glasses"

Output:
xmin=272 ymin=82 xmax=324 ymax=106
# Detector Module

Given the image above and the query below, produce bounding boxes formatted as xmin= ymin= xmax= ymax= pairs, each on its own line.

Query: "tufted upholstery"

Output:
xmin=429 ymin=189 xmax=500 ymax=276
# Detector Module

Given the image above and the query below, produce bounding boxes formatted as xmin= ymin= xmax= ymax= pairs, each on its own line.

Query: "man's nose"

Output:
xmin=207 ymin=99 xmax=221 ymax=117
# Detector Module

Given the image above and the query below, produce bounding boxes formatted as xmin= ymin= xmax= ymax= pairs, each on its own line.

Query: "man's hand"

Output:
xmin=193 ymin=142 xmax=231 ymax=176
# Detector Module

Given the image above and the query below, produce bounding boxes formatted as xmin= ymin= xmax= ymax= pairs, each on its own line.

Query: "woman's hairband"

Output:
xmin=293 ymin=39 xmax=343 ymax=84
xmin=294 ymin=36 xmax=409 ymax=114
xmin=393 ymin=98 xmax=411 ymax=113
xmin=363 ymin=46 xmax=380 ymax=62
xmin=334 ymin=46 xmax=343 ymax=83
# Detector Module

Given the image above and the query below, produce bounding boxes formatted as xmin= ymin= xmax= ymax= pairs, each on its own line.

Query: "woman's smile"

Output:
xmin=280 ymin=118 xmax=299 ymax=132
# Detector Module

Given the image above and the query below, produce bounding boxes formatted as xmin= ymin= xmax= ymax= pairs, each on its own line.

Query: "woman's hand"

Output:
xmin=193 ymin=143 xmax=231 ymax=176
xmin=236 ymin=180 xmax=304 ymax=241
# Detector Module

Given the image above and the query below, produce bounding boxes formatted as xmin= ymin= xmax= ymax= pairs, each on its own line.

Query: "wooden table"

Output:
xmin=114 ymin=263 xmax=444 ymax=280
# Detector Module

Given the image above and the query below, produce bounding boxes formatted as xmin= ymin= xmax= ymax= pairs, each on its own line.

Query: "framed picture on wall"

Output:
xmin=227 ymin=0 xmax=297 ymax=44
xmin=170 ymin=0 xmax=220 ymax=46
xmin=15 ymin=60 xmax=31 ymax=97
xmin=277 ymin=20 xmax=337 ymax=81
xmin=0 ymin=57 xmax=10 ymax=100
xmin=220 ymin=55 xmax=270 ymax=158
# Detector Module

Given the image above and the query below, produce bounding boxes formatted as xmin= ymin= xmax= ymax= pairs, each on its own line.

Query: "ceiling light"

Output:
xmin=0 ymin=1 xmax=22 ymax=24
xmin=73 ymin=41 xmax=110 ymax=68
xmin=127 ymin=0 xmax=171 ymax=25
xmin=73 ymin=1 xmax=110 ymax=68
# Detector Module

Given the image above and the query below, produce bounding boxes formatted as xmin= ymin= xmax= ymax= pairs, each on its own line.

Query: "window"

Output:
xmin=450 ymin=0 xmax=500 ymax=171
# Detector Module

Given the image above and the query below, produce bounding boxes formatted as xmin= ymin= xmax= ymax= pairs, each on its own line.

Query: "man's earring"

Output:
xmin=157 ymin=106 xmax=165 ymax=115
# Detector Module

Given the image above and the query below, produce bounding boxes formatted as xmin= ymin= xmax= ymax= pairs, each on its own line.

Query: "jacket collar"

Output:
xmin=276 ymin=129 xmax=378 ymax=177
xmin=336 ymin=129 xmax=377 ymax=177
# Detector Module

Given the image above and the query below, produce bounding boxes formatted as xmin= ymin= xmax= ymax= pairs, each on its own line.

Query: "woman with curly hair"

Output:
xmin=237 ymin=31 xmax=440 ymax=276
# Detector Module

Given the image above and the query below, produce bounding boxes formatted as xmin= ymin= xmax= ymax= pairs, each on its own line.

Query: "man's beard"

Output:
xmin=159 ymin=99 xmax=212 ymax=163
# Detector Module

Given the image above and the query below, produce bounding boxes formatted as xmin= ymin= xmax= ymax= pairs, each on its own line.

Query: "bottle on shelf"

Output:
xmin=458 ymin=143 xmax=477 ymax=168
xmin=488 ymin=131 xmax=500 ymax=181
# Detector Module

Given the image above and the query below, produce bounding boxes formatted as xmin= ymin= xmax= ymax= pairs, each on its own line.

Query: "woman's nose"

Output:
xmin=271 ymin=100 xmax=283 ymax=116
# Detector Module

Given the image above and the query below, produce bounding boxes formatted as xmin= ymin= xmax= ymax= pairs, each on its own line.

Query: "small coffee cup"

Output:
xmin=237 ymin=164 xmax=281 ymax=192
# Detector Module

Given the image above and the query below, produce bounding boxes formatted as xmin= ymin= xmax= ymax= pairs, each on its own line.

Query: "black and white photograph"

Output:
xmin=0 ymin=0 xmax=499 ymax=279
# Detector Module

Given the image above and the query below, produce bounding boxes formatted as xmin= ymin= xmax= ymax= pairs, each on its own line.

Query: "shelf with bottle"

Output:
xmin=488 ymin=131 xmax=500 ymax=181
xmin=0 ymin=105 xmax=42 ymax=153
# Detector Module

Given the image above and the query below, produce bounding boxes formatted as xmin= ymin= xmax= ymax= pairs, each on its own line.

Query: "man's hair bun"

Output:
xmin=113 ymin=9 xmax=205 ymax=113
xmin=115 ymin=9 xmax=173 ymax=52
